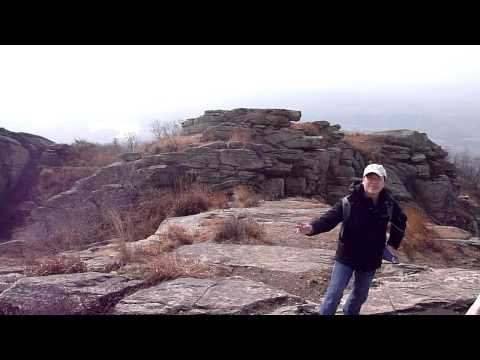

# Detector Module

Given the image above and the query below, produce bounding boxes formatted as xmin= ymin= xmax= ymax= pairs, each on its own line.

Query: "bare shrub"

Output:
xmin=150 ymin=119 xmax=182 ymax=140
xmin=24 ymin=255 xmax=87 ymax=276
xmin=213 ymin=216 xmax=270 ymax=245
xmin=124 ymin=133 xmax=139 ymax=152
xmin=233 ymin=184 xmax=260 ymax=208
xmin=144 ymin=119 xmax=203 ymax=154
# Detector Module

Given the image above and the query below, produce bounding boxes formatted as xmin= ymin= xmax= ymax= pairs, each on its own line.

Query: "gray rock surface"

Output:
xmin=112 ymin=277 xmax=305 ymax=315
xmin=0 ymin=272 xmax=142 ymax=314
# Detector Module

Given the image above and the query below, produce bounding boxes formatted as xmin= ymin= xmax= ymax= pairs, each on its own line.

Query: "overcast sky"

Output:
xmin=1 ymin=45 xmax=479 ymax=143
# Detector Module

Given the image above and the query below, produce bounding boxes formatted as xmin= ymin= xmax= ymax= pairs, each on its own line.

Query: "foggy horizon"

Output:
xmin=1 ymin=45 xmax=479 ymax=154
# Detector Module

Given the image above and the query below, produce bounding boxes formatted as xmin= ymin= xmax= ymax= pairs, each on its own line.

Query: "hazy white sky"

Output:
xmin=1 ymin=45 xmax=479 ymax=143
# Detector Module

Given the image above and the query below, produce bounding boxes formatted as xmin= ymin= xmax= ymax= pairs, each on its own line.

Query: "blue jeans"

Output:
xmin=319 ymin=261 xmax=376 ymax=315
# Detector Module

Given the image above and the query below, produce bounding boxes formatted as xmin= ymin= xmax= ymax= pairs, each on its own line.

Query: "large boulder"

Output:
xmin=0 ymin=272 xmax=142 ymax=315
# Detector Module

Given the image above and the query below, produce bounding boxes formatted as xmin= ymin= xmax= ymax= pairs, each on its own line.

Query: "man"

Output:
xmin=296 ymin=164 xmax=407 ymax=315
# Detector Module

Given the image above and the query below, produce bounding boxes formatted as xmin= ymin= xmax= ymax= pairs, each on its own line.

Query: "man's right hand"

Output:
xmin=296 ymin=223 xmax=313 ymax=235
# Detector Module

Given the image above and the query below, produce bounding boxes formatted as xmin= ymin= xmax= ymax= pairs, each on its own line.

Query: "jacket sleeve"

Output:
xmin=308 ymin=201 xmax=344 ymax=236
xmin=387 ymin=202 xmax=407 ymax=249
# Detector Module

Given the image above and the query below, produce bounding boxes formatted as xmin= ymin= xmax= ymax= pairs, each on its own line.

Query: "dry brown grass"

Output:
xmin=399 ymin=204 xmax=447 ymax=260
xmin=170 ymin=180 xmax=229 ymax=217
xmin=143 ymin=134 xmax=204 ymax=154
xmin=213 ymin=216 xmax=270 ymax=245
xmin=157 ymin=224 xmax=197 ymax=253
xmin=66 ymin=140 xmax=121 ymax=167
xmin=291 ymin=122 xmax=322 ymax=135
xmin=143 ymin=254 xmax=213 ymax=286
xmin=343 ymin=132 xmax=385 ymax=162
xmin=171 ymin=189 xmax=211 ymax=217
xmin=24 ymin=255 xmax=87 ymax=276
xmin=36 ymin=167 xmax=97 ymax=201
xmin=233 ymin=184 xmax=260 ymax=208
xmin=106 ymin=209 xmax=136 ymax=265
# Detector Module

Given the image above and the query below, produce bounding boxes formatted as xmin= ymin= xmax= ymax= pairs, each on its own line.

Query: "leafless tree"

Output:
xmin=124 ymin=132 xmax=139 ymax=152
xmin=150 ymin=119 xmax=182 ymax=140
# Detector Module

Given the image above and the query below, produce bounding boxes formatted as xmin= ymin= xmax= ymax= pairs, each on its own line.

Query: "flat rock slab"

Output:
xmin=174 ymin=243 xmax=335 ymax=274
xmin=132 ymin=198 xmax=335 ymax=250
xmin=60 ymin=244 xmax=122 ymax=272
xmin=362 ymin=266 xmax=480 ymax=314
xmin=426 ymin=225 xmax=472 ymax=240
xmin=0 ymin=273 xmax=24 ymax=294
xmin=112 ymin=276 xmax=305 ymax=315
xmin=265 ymin=263 xmax=480 ymax=315
xmin=0 ymin=272 xmax=142 ymax=315
xmin=305 ymin=264 xmax=480 ymax=315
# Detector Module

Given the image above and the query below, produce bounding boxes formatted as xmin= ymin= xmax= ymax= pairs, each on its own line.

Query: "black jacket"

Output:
xmin=308 ymin=182 xmax=407 ymax=271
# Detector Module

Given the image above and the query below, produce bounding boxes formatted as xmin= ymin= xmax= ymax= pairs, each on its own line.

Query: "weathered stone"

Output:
xmin=0 ymin=272 xmax=142 ymax=315
xmin=412 ymin=176 xmax=455 ymax=218
xmin=0 ymin=240 xmax=26 ymax=255
xmin=262 ymin=178 xmax=285 ymax=199
xmin=218 ymin=149 xmax=266 ymax=170
xmin=40 ymin=150 xmax=62 ymax=166
xmin=174 ymin=243 xmax=335 ymax=274
xmin=383 ymin=166 xmax=413 ymax=201
xmin=0 ymin=273 xmax=24 ymax=294
xmin=425 ymin=225 xmax=472 ymax=240
xmin=181 ymin=109 xmax=301 ymax=136
xmin=285 ymin=177 xmax=307 ymax=195
xmin=119 ymin=152 xmax=141 ymax=162
xmin=390 ymin=153 xmax=411 ymax=161
xmin=410 ymin=153 xmax=426 ymax=163
xmin=112 ymin=277 xmax=305 ymax=315
xmin=282 ymin=136 xmax=326 ymax=150
xmin=262 ymin=128 xmax=304 ymax=147
xmin=361 ymin=266 xmax=480 ymax=315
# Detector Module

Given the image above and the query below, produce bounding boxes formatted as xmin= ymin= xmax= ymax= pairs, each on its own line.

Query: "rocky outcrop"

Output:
xmin=9 ymin=109 xmax=477 ymax=247
xmin=349 ymin=129 xmax=475 ymax=230
xmin=0 ymin=128 xmax=55 ymax=239
xmin=0 ymin=272 xmax=142 ymax=315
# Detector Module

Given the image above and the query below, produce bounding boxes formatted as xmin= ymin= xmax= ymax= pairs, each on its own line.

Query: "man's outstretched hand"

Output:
xmin=296 ymin=223 xmax=313 ymax=235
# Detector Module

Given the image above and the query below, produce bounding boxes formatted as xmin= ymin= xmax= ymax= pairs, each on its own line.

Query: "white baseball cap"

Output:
xmin=363 ymin=163 xmax=387 ymax=178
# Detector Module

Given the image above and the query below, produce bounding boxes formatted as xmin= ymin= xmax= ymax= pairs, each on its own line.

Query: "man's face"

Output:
xmin=362 ymin=173 xmax=385 ymax=196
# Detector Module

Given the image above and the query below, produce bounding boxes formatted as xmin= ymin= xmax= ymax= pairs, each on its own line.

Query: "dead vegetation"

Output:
xmin=142 ymin=254 xmax=213 ymax=286
xmin=213 ymin=215 xmax=270 ymax=245
xmin=398 ymin=203 xmax=450 ymax=262
xmin=343 ymin=132 xmax=386 ymax=162
xmin=232 ymin=184 xmax=261 ymax=208
xmin=65 ymin=139 xmax=122 ymax=168
xmin=142 ymin=134 xmax=204 ymax=154
xmin=36 ymin=167 xmax=98 ymax=201
xmin=291 ymin=122 xmax=323 ymax=136
xmin=24 ymin=255 xmax=87 ymax=276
